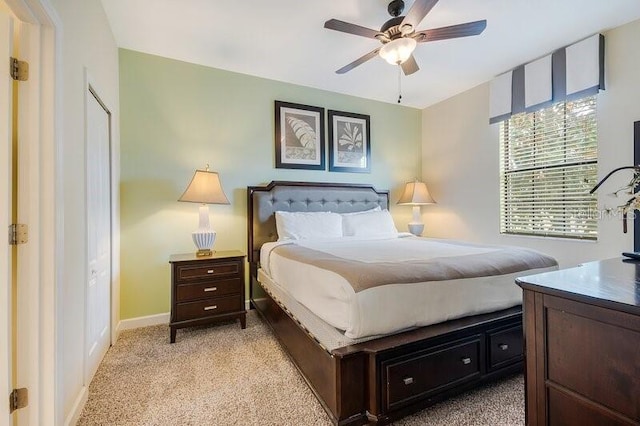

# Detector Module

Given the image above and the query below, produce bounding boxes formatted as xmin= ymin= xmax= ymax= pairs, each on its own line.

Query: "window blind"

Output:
xmin=499 ymin=96 xmax=598 ymax=240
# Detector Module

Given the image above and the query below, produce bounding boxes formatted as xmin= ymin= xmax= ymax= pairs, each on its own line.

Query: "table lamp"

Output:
xmin=397 ymin=179 xmax=436 ymax=236
xmin=178 ymin=166 xmax=230 ymax=256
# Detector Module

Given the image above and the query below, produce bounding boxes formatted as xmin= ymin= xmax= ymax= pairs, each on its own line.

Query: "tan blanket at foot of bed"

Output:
xmin=272 ymin=241 xmax=558 ymax=293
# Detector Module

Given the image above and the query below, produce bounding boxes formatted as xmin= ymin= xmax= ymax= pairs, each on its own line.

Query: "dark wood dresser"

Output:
xmin=516 ymin=258 xmax=640 ymax=425
xmin=169 ymin=250 xmax=246 ymax=343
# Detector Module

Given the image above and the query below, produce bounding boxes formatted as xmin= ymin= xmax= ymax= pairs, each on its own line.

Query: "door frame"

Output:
xmin=84 ymin=70 xmax=113 ymax=386
xmin=0 ymin=6 xmax=14 ymax=425
xmin=4 ymin=0 xmax=60 ymax=424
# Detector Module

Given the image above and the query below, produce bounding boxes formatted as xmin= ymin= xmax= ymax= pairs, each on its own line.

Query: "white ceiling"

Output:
xmin=101 ymin=0 xmax=640 ymax=109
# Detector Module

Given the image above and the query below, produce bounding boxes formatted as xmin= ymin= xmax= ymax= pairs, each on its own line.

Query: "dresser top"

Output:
xmin=169 ymin=250 xmax=245 ymax=263
xmin=516 ymin=257 xmax=640 ymax=313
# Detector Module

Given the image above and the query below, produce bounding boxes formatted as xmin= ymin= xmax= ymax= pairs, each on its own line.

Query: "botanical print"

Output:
xmin=328 ymin=110 xmax=370 ymax=173
xmin=282 ymin=110 xmax=319 ymax=163
xmin=275 ymin=101 xmax=325 ymax=170
xmin=335 ymin=118 xmax=366 ymax=168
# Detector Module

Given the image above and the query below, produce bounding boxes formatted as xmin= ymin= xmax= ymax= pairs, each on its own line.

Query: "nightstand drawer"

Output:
xmin=176 ymin=278 xmax=242 ymax=302
xmin=175 ymin=295 xmax=243 ymax=322
xmin=176 ymin=261 xmax=240 ymax=282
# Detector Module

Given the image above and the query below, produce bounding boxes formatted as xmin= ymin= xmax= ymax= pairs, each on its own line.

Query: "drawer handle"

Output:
xmin=499 ymin=344 xmax=509 ymax=351
xmin=207 ymin=269 xmax=215 ymax=274
xmin=204 ymin=287 xmax=218 ymax=292
xmin=461 ymin=357 xmax=472 ymax=365
xmin=403 ymin=377 xmax=414 ymax=385
xmin=203 ymin=305 xmax=217 ymax=311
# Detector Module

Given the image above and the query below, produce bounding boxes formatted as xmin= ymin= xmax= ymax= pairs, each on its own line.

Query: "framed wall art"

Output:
xmin=274 ymin=101 xmax=325 ymax=170
xmin=328 ymin=110 xmax=371 ymax=173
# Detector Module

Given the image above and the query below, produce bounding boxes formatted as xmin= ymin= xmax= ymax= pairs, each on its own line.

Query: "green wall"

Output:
xmin=119 ymin=49 xmax=422 ymax=320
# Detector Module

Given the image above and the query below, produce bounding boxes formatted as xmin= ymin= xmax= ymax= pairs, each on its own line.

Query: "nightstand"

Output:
xmin=169 ymin=250 xmax=246 ymax=343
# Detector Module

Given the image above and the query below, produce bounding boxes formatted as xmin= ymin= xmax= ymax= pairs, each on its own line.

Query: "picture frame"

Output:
xmin=274 ymin=101 xmax=325 ymax=170
xmin=328 ymin=110 xmax=371 ymax=173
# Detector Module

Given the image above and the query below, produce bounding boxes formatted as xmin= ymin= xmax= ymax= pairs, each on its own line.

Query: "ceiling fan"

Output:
xmin=324 ymin=0 xmax=487 ymax=76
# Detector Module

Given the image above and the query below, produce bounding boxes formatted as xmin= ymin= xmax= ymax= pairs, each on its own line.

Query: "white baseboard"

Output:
xmin=245 ymin=300 xmax=250 ymax=310
xmin=64 ymin=386 xmax=88 ymax=426
xmin=116 ymin=312 xmax=170 ymax=335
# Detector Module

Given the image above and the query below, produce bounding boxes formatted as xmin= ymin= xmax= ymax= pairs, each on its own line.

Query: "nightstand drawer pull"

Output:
xmin=203 ymin=305 xmax=217 ymax=311
xmin=403 ymin=377 xmax=414 ymax=385
xmin=207 ymin=269 xmax=215 ymax=274
xmin=461 ymin=357 xmax=472 ymax=365
xmin=204 ymin=287 xmax=218 ymax=292
xmin=499 ymin=344 xmax=509 ymax=351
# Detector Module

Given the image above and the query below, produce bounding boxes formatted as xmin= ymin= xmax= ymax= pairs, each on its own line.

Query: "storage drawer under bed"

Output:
xmin=487 ymin=325 xmax=523 ymax=370
xmin=383 ymin=336 xmax=482 ymax=410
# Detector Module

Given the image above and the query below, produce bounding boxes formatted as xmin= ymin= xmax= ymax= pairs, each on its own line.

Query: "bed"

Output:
xmin=248 ymin=181 xmax=557 ymax=425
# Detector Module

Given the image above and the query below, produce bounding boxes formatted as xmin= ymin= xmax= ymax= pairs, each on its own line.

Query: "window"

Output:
xmin=499 ymin=96 xmax=598 ymax=240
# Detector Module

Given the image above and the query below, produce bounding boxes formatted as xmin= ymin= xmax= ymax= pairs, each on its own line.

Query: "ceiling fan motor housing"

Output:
xmin=380 ymin=16 xmax=405 ymax=35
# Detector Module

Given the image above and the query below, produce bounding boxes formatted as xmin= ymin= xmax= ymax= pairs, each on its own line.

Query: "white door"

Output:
xmin=86 ymin=87 xmax=112 ymax=382
xmin=0 ymin=9 xmax=14 ymax=425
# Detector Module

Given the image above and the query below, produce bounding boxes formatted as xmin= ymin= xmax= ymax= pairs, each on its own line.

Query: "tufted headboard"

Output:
xmin=247 ymin=181 xmax=389 ymax=273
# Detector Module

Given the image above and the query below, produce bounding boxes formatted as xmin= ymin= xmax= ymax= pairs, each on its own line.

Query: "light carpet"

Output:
xmin=78 ymin=310 xmax=525 ymax=425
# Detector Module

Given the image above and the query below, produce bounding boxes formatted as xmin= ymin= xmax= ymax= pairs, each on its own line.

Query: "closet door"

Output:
xmin=85 ymin=86 xmax=112 ymax=382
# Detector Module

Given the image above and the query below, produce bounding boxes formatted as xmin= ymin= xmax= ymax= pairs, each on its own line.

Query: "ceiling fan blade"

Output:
xmin=324 ymin=19 xmax=380 ymax=39
xmin=401 ymin=0 xmax=439 ymax=29
xmin=416 ymin=20 xmax=487 ymax=42
xmin=401 ymin=55 xmax=419 ymax=76
xmin=336 ymin=48 xmax=381 ymax=74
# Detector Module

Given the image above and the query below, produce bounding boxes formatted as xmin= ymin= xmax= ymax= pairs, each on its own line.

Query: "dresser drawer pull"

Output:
xmin=403 ymin=377 xmax=414 ymax=385
xmin=203 ymin=305 xmax=217 ymax=311
xmin=499 ymin=344 xmax=509 ymax=351
xmin=207 ymin=269 xmax=215 ymax=274
xmin=461 ymin=357 xmax=472 ymax=365
xmin=204 ymin=287 xmax=218 ymax=292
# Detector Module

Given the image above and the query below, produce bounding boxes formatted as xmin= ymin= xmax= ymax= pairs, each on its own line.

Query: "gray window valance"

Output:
xmin=489 ymin=34 xmax=604 ymax=124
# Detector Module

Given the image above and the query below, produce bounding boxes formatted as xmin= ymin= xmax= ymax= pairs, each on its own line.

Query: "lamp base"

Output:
xmin=408 ymin=223 xmax=424 ymax=236
xmin=196 ymin=249 xmax=213 ymax=257
xmin=192 ymin=231 xmax=216 ymax=256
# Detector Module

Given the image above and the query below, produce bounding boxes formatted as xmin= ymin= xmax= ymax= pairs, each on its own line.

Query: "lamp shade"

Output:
xmin=379 ymin=38 xmax=417 ymax=65
xmin=397 ymin=181 xmax=436 ymax=205
xmin=178 ymin=169 xmax=230 ymax=204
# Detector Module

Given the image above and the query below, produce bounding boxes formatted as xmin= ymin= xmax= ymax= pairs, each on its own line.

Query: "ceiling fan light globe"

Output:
xmin=379 ymin=37 xmax=417 ymax=65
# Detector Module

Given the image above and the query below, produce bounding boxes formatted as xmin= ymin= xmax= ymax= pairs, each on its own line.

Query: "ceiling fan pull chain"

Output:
xmin=397 ymin=64 xmax=402 ymax=104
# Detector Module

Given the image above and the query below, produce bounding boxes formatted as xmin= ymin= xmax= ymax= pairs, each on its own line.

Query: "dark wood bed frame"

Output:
xmin=247 ymin=181 xmax=524 ymax=425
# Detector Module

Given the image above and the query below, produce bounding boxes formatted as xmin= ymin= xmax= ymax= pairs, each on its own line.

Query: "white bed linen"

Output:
xmin=260 ymin=236 xmax=557 ymax=339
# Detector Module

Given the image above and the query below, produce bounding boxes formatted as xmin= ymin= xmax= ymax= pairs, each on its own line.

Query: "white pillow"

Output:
xmin=275 ymin=211 xmax=343 ymax=241
xmin=342 ymin=209 xmax=398 ymax=237
xmin=340 ymin=206 xmax=381 ymax=216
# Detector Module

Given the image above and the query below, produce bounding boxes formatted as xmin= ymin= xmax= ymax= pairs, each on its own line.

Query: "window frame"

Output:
xmin=499 ymin=96 xmax=598 ymax=240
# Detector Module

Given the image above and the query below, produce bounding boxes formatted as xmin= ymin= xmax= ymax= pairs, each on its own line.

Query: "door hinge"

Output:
xmin=10 ymin=57 xmax=29 ymax=81
xmin=8 ymin=224 xmax=28 ymax=245
xmin=9 ymin=388 xmax=28 ymax=413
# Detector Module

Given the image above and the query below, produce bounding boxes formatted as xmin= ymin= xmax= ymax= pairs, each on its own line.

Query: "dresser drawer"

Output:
xmin=488 ymin=326 xmax=523 ymax=370
xmin=548 ymin=387 xmax=633 ymax=426
xmin=384 ymin=337 xmax=481 ymax=410
xmin=176 ymin=261 xmax=240 ymax=282
xmin=546 ymin=305 xmax=640 ymax=420
xmin=175 ymin=295 xmax=243 ymax=322
xmin=176 ymin=278 xmax=242 ymax=302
